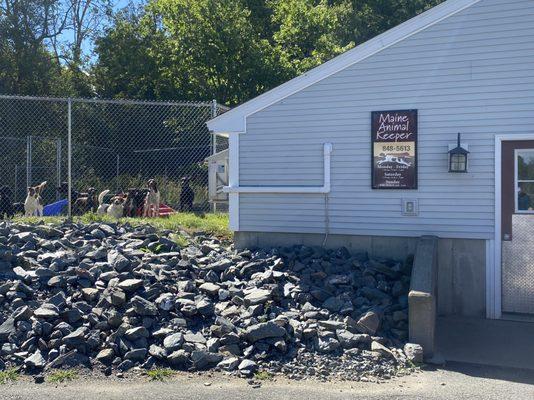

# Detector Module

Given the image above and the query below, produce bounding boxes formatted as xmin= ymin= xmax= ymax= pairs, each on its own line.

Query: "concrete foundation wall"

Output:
xmin=234 ymin=231 xmax=486 ymax=318
xmin=436 ymin=238 xmax=486 ymax=317
xmin=235 ymin=231 xmax=418 ymax=262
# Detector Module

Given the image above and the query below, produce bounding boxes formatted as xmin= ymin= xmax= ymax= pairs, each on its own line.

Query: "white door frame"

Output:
xmin=492 ymin=133 xmax=534 ymax=319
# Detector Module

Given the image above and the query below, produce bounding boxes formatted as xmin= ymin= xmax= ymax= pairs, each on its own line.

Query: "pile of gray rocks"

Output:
xmin=0 ymin=221 xmax=422 ymax=381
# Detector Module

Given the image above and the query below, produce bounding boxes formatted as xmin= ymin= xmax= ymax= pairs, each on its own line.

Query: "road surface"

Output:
xmin=1 ymin=363 xmax=533 ymax=400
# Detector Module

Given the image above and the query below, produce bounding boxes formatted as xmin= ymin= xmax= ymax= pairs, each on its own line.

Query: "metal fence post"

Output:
xmin=26 ymin=135 xmax=32 ymax=188
xmin=14 ymin=165 xmax=18 ymax=202
xmin=67 ymin=98 xmax=72 ymax=220
xmin=211 ymin=99 xmax=217 ymax=156
xmin=116 ymin=154 xmax=120 ymax=191
xmin=56 ymin=138 xmax=62 ymax=201
xmin=210 ymin=100 xmax=218 ymax=213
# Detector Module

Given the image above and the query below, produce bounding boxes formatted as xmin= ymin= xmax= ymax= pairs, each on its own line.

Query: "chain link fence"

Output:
xmin=0 ymin=95 xmax=228 ymax=217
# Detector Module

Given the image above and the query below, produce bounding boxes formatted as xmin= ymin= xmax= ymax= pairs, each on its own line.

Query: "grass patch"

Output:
xmin=169 ymin=233 xmax=190 ymax=247
xmin=47 ymin=370 xmax=78 ymax=383
xmin=254 ymin=371 xmax=274 ymax=381
xmin=140 ymin=243 xmax=166 ymax=254
xmin=147 ymin=368 xmax=175 ymax=381
xmin=406 ymin=360 xmax=424 ymax=369
xmin=14 ymin=212 xmax=231 ymax=240
xmin=0 ymin=368 xmax=19 ymax=384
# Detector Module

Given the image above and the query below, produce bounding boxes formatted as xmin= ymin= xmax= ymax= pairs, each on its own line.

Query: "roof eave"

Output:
xmin=207 ymin=0 xmax=482 ymax=135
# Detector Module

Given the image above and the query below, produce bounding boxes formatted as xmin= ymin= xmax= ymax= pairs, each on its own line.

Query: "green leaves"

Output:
xmin=270 ymin=0 xmax=355 ymax=75
xmin=91 ymin=0 xmax=444 ymax=105
xmin=0 ymin=0 xmax=445 ymax=102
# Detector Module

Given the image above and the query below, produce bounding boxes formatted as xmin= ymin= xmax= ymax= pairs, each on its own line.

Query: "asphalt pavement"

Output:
xmin=1 ymin=363 xmax=534 ymax=400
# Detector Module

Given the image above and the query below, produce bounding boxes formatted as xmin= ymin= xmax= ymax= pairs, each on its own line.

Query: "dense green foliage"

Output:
xmin=0 ymin=0 xmax=444 ymax=103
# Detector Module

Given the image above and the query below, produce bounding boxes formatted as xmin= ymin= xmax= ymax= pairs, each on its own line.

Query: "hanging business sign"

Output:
xmin=371 ymin=110 xmax=418 ymax=189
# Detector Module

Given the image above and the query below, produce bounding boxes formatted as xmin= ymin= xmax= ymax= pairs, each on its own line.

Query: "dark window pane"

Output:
xmin=518 ymin=152 xmax=534 ymax=180
xmin=517 ymin=182 xmax=534 ymax=211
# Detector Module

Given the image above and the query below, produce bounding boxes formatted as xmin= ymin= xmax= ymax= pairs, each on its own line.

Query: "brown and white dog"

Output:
xmin=96 ymin=190 xmax=125 ymax=219
xmin=97 ymin=190 xmax=125 ymax=219
xmin=143 ymin=179 xmax=160 ymax=217
xmin=24 ymin=181 xmax=47 ymax=216
xmin=108 ymin=196 xmax=125 ymax=219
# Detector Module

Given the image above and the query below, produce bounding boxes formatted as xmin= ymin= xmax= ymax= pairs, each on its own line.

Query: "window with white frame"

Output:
xmin=516 ymin=150 xmax=534 ymax=213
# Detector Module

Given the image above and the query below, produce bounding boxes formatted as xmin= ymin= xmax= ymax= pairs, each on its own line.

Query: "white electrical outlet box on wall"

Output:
xmin=402 ymin=199 xmax=419 ymax=216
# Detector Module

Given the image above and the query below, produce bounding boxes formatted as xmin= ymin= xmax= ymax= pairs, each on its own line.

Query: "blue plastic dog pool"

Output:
xmin=43 ymin=199 xmax=68 ymax=216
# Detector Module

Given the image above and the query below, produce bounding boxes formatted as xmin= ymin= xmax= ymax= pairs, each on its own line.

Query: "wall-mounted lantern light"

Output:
xmin=448 ymin=132 xmax=469 ymax=173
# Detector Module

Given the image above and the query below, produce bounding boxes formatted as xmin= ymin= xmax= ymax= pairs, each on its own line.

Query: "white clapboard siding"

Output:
xmin=237 ymin=0 xmax=534 ymax=240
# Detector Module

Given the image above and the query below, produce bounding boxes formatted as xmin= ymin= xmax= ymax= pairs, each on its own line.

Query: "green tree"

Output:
xmin=270 ymin=0 xmax=354 ymax=75
xmin=0 ymin=0 xmax=108 ymax=96
xmin=93 ymin=7 xmax=166 ymax=100
xmin=147 ymin=0 xmax=281 ymax=105
xmin=337 ymin=0 xmax=445 ymax=45
xmin=0 ymin=0 xmax=68 ymax=95
xmin=92 ymin=0 xmax=446 ymax=104
xmin=243 ymin=0 xmax=274 ymax=39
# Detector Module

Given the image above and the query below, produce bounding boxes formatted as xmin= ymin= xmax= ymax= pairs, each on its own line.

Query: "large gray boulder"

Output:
xmin=163 ymin=333 xmax=184 ymax=352
xmin=0 ymin=317 xmax=16 ymax=342
xmin=355 ymin=311 xmax=381 ymax=335
xmin=191 ymin=350 xmax=222 ymax=369
xmin=25 ymin=350 xmax=46 ymax=368
xmin=130 ymin=296 xmax=158 ymax=316
xmin=244 ymin=322 xmax=286 ymax=343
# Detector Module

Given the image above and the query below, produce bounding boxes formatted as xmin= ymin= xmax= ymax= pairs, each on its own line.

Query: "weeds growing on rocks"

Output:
xmin=254 ymin=371 xmax=274 ymax=381
xmin=147 ymin=368 xmax=175 ymax=381
xmin=48 ymin=370 xmax=78 ymax=383
xmin=0 ymin=368 xmax=19 ymax=384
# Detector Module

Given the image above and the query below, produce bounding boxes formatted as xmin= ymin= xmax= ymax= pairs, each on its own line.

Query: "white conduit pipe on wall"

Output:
xmin=223 ymin=143 xmax=333 ymax=194
xmin=223 ymin=143 xmax=333 ymax=244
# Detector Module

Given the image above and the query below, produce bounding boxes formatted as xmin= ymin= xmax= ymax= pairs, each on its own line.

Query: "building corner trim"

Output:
xmin=228 ymin=134 xmax=240 ymax=231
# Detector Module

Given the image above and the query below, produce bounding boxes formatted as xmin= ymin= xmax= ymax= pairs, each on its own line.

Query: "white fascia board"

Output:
xmin=206 ymin=0 xmax=482 ymax=135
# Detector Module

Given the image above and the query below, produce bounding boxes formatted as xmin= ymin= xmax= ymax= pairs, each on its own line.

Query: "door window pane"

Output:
xmin=518 ymin=152 xmax=534 ymax=180
xmin=518 ymin=183 xmax=534 ymax=211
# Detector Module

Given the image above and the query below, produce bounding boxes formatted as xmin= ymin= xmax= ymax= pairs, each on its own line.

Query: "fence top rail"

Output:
xmin=0 ymin=94 xmax=224 ymax=108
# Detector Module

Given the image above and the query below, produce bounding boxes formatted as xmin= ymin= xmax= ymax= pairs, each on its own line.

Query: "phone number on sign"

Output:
xmin=380 ymin=144 xmax=412 ymax=152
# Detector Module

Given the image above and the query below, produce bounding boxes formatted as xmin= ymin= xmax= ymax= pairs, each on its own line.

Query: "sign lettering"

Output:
xmin=371 ymin=110 xmax=418 ymax=190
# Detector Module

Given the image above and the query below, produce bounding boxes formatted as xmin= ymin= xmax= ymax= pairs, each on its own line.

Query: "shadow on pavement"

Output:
xmin=430 ymin=361 xmax=534 ymax=385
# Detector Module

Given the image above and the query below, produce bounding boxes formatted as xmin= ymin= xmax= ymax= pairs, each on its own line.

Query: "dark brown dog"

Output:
xmin=0 ymin=186 xmax=14 ymax=219
xmin=56 ymin=182 xmax=80 ymax=204
xmin=123 ymin=189 xmax=138 ymax=217
xmin=72 ymin=187 xmax=97 ymax=215
xmin=179 ymin=177 xmax=194 ymax=212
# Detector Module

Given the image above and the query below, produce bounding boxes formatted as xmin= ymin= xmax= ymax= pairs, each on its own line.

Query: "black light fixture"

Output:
xmin=448 ymin=132 xmax=469 ymax=173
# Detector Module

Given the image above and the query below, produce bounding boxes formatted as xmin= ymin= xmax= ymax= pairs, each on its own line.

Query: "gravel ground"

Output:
xmin=1 ymin=363 xmax=534 ymax=400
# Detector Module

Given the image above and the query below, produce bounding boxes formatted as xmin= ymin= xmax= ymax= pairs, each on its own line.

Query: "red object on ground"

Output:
xmin=158 ymin=203 xmax=175 ymax=217
xmin=136 ymin=203 xmax=175 ymax=217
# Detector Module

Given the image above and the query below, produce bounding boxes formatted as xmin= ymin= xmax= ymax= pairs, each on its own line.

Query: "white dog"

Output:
xmin=24 ymin=181 xmax=47 ymax=216
xmin=97 ymin=189 xmax=124 ymax=219
xmin=97 ymin=190 xmax=110 ymax=215
xmin=107 ymin=197 xmax=125 ymax=219
xmin=143 ymin=179 xmax=160 ymax=217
